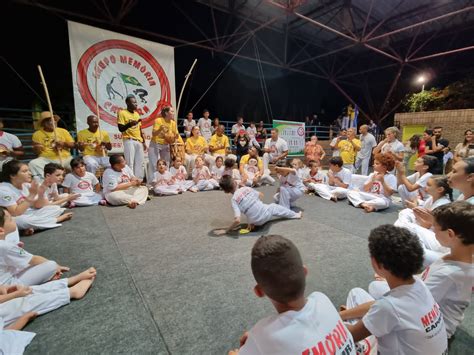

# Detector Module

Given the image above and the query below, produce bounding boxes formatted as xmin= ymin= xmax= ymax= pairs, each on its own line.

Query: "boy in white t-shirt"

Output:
xmin=62 ymin=158 xmax=105 ymax=207
xmin=228 ymin=235 xmax=355 ymax=355
xmin=303 ymin=160 xmax=328 ymax=192
xmin=396 ymin=155 xmax=437 ymax=206
xmin=340 ymin=225 xmax=448 ymax=355
xmin=312 ymin=156 xmax=352 ymax=201
xmin=41 ymin=163 xmax=78 ymax=207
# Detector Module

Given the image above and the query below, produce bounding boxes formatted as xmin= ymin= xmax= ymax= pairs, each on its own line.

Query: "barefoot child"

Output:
xmin=191 ymin=156 xmax=219 ymax=192
xmin=229 ymin=235 xmax=355 ymax=355
xmin=62 ymin=158 xmax=105 ymax=207
xmin=347 ymin=153 xmax=397 ymax=212
xmin=273 ymin=160 xmax=305 ymax=209
xmin=152 ymin=159 xmax=182 ymax=196
xmin=169 ymin=156 xmax=194 ymax=192
xmin=303 ymin=160 xmax=328 ymax=192
xmin=339 ymin=225 xmax=448 ymax=354
xmin=312 ymin=157 xmax=352 ymax=201
xmin=41 ymin=163 xmax=77 ymax=206
xmin=219 ymin=176 xmax=301 ymax=233
xmin=0 ymin=313 xmax=36 ymax=354
xmin=211 ymin=156 xmax=225 ymax=180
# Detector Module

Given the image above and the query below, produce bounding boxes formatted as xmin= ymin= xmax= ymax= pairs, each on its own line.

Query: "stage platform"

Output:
xmin=21 ymin=186 xmax=473 ymax=354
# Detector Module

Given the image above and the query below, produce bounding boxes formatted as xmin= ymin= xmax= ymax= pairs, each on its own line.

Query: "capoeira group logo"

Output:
xmin=76 ymin=39 xmax=171 ymax=128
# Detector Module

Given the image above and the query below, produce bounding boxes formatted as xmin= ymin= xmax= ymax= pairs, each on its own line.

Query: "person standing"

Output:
xmin=77 ymin=115 xmax=112 ymax=174
xmin=336 ymin=128 xmax=361 ymax=172
xmin=0 ymin=118 xmax=24 ymax=172
xmin=355 ymin=124 xmax=377 ymax=175
xmin=373 ymin=126 xmax=404 ymax=162
xmin=197 ymin=109 xmax=212 ymax=142
xmin=231 ymin=116 xmax=246 ymax=143
xmin=426 ymin=126 xmax=449 ymax=174
xmin=182 ymin=111 xmax=196 ymax=138
xmin=117 ymin=95 xmax=146 ymax=179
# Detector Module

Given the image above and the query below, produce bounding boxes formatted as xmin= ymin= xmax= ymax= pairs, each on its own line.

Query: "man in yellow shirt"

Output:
xmin=117 ymin=95 xmax=146 ymax=179
xmin=29 ymin=111 xmax=75 ymax=179
xmin=208 ymin=124 xmax=236 ymax=165
xmin=336 ymin=127 xmax=361 ymax=172
xmin=77 ymin=115 xmax=112 ymax=174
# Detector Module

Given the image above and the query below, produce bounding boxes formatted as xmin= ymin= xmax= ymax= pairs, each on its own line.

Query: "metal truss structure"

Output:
xmin=14 ymin=0 xmax=474 ymax=122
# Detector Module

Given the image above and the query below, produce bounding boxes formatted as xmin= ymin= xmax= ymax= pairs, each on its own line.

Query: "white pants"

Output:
xmin=355 ymin=156 xmax=370 ymax=175
xmin=250 ymin=203 xmax=299 ymax=226
xmin=16 ymin=206 xmax=65 ymax=230
xmin=347 ymin=191 xmax=390 ymax=211
xmin=123 ymin=139 xmax=144 ymax=179
xmin=7 ymin=260 xmax=58 ymax=286
xmin=343 ymin=164 xmax=354 ymax=173
xmin=260 ymin=172 xmax=275 ymax=185
xmin=74 ymin=192 xmax=103 ymax=206
xmin=153 ymin=184 xmax=181 ymax=195
xmin=83 ymin=156 xmax=110 ymax=175
xmin=273 ymin=186 xmax=304 ymax=209
xmin=263 ymin=153 xmax=282 ymax=171
xmin=194 ymin=179 xmax=219 ymax=191
xmin=397 ymin=184 xmax=419 ymax=205
xmin=394 ymin=208 xmax=416 ymax=226
xmin=148 ymin=142 xmax=170 ymax=173
xmin=105 ymin=186 xmax=148 ymax=206
xmin=29 ymin=156 xmax=73 ymax=179
xmin=0 ymin=278 xmax=70 ymax=326
xmin=175 ymin=180 xmax=195 ymax=191
xmin=311 ymin=184 xmax=348 ymax=200
xmin=185 ymin=154 xmax=213 ymax=176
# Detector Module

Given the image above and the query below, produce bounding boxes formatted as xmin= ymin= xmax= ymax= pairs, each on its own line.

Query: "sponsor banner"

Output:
xmin=68 ymin=21 xmax=176 ymax=152
xmin=272 ymin=120 xmax=305 ymax=156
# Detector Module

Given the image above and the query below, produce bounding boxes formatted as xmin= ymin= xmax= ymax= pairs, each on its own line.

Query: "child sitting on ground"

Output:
xmin=303 ymin=160 xmax=328 ymax=192
xmin=41 ymin=163 xmax=78 ymax=207
xmin=218 ymin=176 xmax=301 ymax=234
xmin=62 ymin=157 xmax=106 ymax=207
xmin=369 ymin=201 xmax=473 ymax=339
xmin=241 ymin=157 xmax=261 ymax=187
xmin=152 ymin=159 xmax=182 ymax=196
xmin=0 ymin=313 xmax=36 ymax=354
xmin=347 ymin=153 xmax=396 ymax=212
xmin=190 ymin=156 xmax=219 ymax=192
xmin=211 ymin=156 xmax=225 ymax=180
xmin=290 ymin=158 xmax=307 ymax=180
xmin=222 ymin=157 xmax=242 ymax=185
xmin=273 ymin=160 xmax=305 ymax=210
xmin=312 ymin=156 xmax=352 ymax=202
xmin=339 ymin=225 xmax=448 ymax=354
xmin=228 ymin=235 xmax=355 ymax=354
xmin=169 ymin=156 xmax=194 ymax=192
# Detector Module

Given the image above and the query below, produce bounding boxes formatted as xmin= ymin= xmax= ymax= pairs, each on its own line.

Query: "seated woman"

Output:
xmin=0 ymin=160 xmax=72 ymax=235
xmin=184 ymin=126 xmax=212 ymax=174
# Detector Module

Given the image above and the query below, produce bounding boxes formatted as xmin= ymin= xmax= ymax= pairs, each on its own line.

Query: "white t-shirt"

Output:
xmin=43 ymin=183 xmax=59 ymax=201
xmin=102 ymin=165 xmax=134 ymax=194
xmin=362 ymin=278 xmax=447 ymax=354
xmin=381 ymin=139 xmax=405 ymax=155
xmin=231 ymin=187 xmax=262 ymax=220
xmin=62 ymin=172 xmax=99 ymax=194
xmin=367 ymin=173 xmax=397 ymax=200
xmin=0 ymin=240 xmax=33 ymax=284
xmin=239 ymin=292 xmax=356 ymax=355
xmin=279 ymin=171 xmax=305 ymax=191
xmin=197 ymin=117 xmax=212 ymax=141
xmin=152 ymin=171 xmax=173 ymax=185
xmin=0 ymin=182 xmax=30 ymax=207
xmin=183 ymin=119 xmax=196 ymax=132
xmin=457 ymin=194 xmax=474 ymax=205
xmin=232 ymin=123 xmax=246 ymax=135
xmin=406 ymin=172 xmax=432 ymax=201
xmin=330 ymin=168 xmax=352 ymax=187
xmin=0 ymin=317 xmax=35 ymax=355
xmin=170 ymin=165 xmax=188 ymax=181
xmin=211 ymin=165 xmax=224 ymax=180
xmin=264 ymin=138 xmax=288 ymax=158
xmin=357 ymin=133 xmax=377 ymax=159
xmin=302 ymin=169 xmax=328 ymax=185
xmin=0 ymin=131 xmax=22 ymax=153
xmin=421 ymin=259 xmax=473 ymax=338
xmin=192 ymin=166 xmax=212 ymax=180
xmin=246 ymin=126 xmax=257 ymax=139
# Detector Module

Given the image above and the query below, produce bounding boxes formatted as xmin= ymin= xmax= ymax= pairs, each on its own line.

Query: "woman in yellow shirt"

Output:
xmin=184 ymin=126 xmax=211 ymax=174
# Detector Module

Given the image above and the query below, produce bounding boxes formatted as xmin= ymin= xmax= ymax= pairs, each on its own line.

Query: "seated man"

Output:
xmin=102 ymin=154 xmax=148 ymax=209
xmin=77 ymin=115 xmax=112 ymax=174
xmin=29 ymin=112 xmax=75 ymax=179
xmin=262 ymin=128 xmax=288 ymax=174
xmin=209 ymin=124 xmax=236 ymax=164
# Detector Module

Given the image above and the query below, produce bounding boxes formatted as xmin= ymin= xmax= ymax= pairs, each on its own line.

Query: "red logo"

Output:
xmin=297 ymin=127 xmax=305 ymax=136
xmin=78 ymin=181 xmax=91 ymax=190
xmin=76 ymin=39 xmax=171 ymax=128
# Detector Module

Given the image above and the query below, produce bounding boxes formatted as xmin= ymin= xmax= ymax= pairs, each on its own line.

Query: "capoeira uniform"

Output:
xmin=242 ymin=160 xmax=260 ymax=187
xmin=38 ymin=180 xmax=68 ymax=206
xmin=347 ymin=173 xmax=397 ymax=211
xmin=231 ymin=186 xmax=299 ymax=226
xmin=0 ymin=182 xmax=64 ymax=230
xmin=312 ymin=168 xmax=352 ymax=200
xmin=77 ymin=128 xmax=111 ymax=174
xmin=152 ymin=171 xmax=181 ymax=195
xmin=184 ymin=136 xmax=212 ymax=174
xmin=397 ymin=172 xmax=432 ymax=205
xmin=197 ymin=117 xmax=212 ymax=142
xmin=62 ymin=172 xmax=103 ymax=206
xmin=240 ymin=154 xmax=274 ymax=185
xmin=223 ymin=168 xmax=242 ymax=186
xmin=0 ymin=240 xmax=58 ymax=286
xmin=394 ymin=195 xmax=451 ymax=226
xmin=274 ymin=172 xmax=305 ymax=209
xmin=192 ymin=166 xmax=219 ymax=191
xmin=303 ymin=170 xmax=328 ymax=191
xmin=263 ymin=137 xmax=288 ymax=173
xmin=169 ymin=166 xmax=194 ymax=191
xmin=102 ymin=165 xmax=148 ymax=206
xmin=354 ymin=132 xmax=377 ymax=175
xmin=117 ymin=109 xmax=144 ymax=179
xmin=211 ymin=165 xmax=224 ymax=180
xmin=239 ymin=292 xmax=356 ymax=355
xmin=0 ymin=316 xmax=35 ymax=355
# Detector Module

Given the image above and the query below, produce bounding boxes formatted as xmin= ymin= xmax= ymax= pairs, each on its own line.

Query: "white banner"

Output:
xmin=272 ymin=119 xmax=305 ymax=156
xmin=68 ymin=21 xmax=176 ymax=152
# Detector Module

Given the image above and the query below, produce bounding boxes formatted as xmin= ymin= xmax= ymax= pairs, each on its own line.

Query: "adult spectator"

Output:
xmin=197 ymin=109 xmax=212 ymax=142
xmin=211 ymin=117 xmax=220 ymax=135
xmin=402 ymin=134 xmax=423 ymax=172
xmin=235 ymin=130 xmax=250 ymax=166
xmin=336 ymin=128 xmax=361 ymax=172
xmin=29 ymin=111 xmax=74 ymax=179
xmin=373 ymin=126 xmax=404 ymax=162
xmin=117 ymin=94 xmax=146 ymax=179
xmin=231 ymin=116 xmax=246 ymax=142
xmin=454 ymin=129 xmax=474 ymax=162
xmin=184 ymin=126 xmax=211 ymax=173
xmin=77 ymin=115 xmax=112 ymax=174
xmin=263 ymin=128 xmax=288 ymax=172
xmin=183 ymin=111 xmax=196 ymax=138
xmin=0 ymin=118 xmax=24 ymax=172
xmin=425 ymin=126 xmax=449 ymax=174
xmin=368 ymin=119 xmax=378 ymax=136
xmin=355 ymin=124 xmax=377 ymax=175
xmin=303 ymin=135 xmax=325 ymax=164
xmin=209 ymin=124 xmax=236 ymax=163
xmin=256 ymin=120 xmax=267 ymax=145
xmin=329 ymin=128 xmax=347 ymax=157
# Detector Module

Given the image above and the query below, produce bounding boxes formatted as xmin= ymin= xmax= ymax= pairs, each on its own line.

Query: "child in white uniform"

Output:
xmin=169 ymin=156 xmax=194 ymax=192
xmin=273 ymin=160 xmax=305 ymax=210
xmin=0 ymin=314 xmax=36 ymax=354
xmin=347 ymin=153 xmax=397 ymax=212
xmin=191 ymin=156 xmax=219 ymax=192
xmin=396 ymin=156 xmax=436 ymax=205
xmin=152 ymin=159 xmax=182 ymax=196
xmin=229 ymin=235 xmax=355 ymax=355
xmin=340 ymin=225 xmax=448 ymax=355
xmin=62 ymin=158 xmax=105 ymax=207
xmin=303 ymin=160 xmax=328 ymax=192
xmin=211 ymin=156 xmax=225 ymax=180
xmin=41 ymin=163 xmax=76 ymax=207
xmin=219 ymin=176 xmax=301 ymax=232
xmin=312 ymin=156 xmax=352 ymax=201
xmin=222 ymin=157 xmax=242 ymax=186
xmin=242 ymin=157 xmax=261 ymax=187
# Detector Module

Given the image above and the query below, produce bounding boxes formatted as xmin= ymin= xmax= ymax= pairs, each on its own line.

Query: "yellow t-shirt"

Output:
xmin=77 ymin=128 xmax=111 ymax=157
xmin=32 ymin=128 xmax=74 ymax=159
xmin=185 ymin=136 xmax=208 ymax=155
xmin=209 ymin=134 xmax=230 ymax=155
xmin=338 ymin=139 xmax=361 ymax=164
xmin=240 ymin=154 xmax=263 ymax=170
xmin=151 ymin=117 xmax=179 ymax=145
xmin=117 ymin=109 xmax=142 ymax=142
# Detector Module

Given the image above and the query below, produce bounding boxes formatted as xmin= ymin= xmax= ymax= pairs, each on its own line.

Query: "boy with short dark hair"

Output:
xmin=312 ymin=156 xmax=352 ymax=202
xmin=340 ymin=225 xmax=448 ymax=354
xmin=42 ymin=163 xmax=78 ymax=207
xmin=229 ymin=235 xmax=355 ymax=354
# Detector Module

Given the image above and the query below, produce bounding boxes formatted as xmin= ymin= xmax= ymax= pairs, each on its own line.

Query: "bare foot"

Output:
xmin=20 ymin=228 xmax=35 ymax=237
xmin=57 ymin=212 xmax=73 ymax=223
xmin=69 ymin=278 xmax=95 ymax=300
xmin=330 ymin=196 xmax=338 ymax=202
xmin=67 ymin=267 xmax=97 ymax=286
xmin=247 ymin=224 xmax=255 ymax=232
xmin=127 ymin=201 xmax=138 ymax=209
xmin=362 ymin=203 xmax=375 ymax=213
xmin=295 ymin=211 xmax=303 ymax=219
